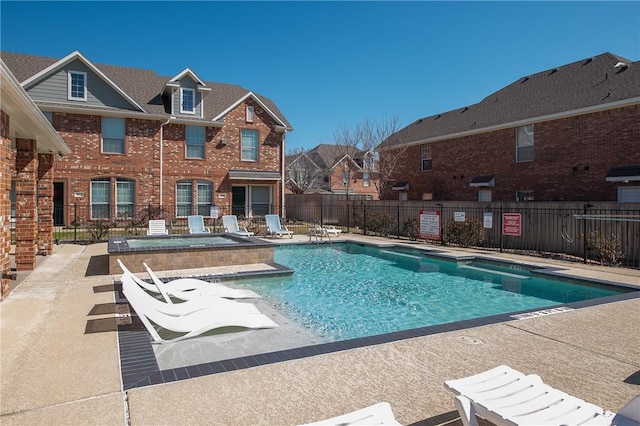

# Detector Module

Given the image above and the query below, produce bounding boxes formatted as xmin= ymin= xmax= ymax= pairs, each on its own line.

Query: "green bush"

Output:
xmin=366 ymin=212 xmax=396 ymax=237
xmin=445 ymin=219 xmax=485 ymax=247
xmin=401 ymin=218 xmax=419 ymax=240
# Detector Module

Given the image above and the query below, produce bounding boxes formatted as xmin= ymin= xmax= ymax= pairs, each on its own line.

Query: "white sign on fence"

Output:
xmin=454 ymin=211 xmax=466 ymax=222
xmin=483 ymin=212 xmax=493 ymax=228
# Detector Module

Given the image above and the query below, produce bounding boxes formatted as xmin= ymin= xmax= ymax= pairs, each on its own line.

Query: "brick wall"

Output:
xmin=385 ymin=105 xmax=640 ymax=201
xmin=14 ymin=139 xmax=38 ymax=271
xmin=51 ymin=98 xmax=285 ymax=221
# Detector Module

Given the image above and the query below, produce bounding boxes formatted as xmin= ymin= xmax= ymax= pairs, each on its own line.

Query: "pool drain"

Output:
xmin=456 ymin=336 xmax=483 ymax=345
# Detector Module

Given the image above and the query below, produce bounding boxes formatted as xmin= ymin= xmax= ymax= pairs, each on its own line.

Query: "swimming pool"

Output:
xmin=241 ymin=243 xmax=631 ymax=341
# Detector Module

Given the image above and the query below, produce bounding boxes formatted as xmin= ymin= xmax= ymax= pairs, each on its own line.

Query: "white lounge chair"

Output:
xmin=188 ymin=215 xmax=211 ymax=234
xmin=309 ymin=226 xmax=332 ymax=242
xmin=445 ymin=365 xmax=640 ymax=426
xmin=117 ymin=260 xmax=261 ymax=301
xmin=141 ymin=261 xmax=261 ymax=300
xmin=265 ymin=214 xmax=293 ymax=238
xmin=324 ymin=225 xmax=342 ymax=237
xmin=147 ymin=219 xmax=168 ymax=235
xmin=121 ymin=273 xmax=278 ymax=344
xmin=222 ymin=215 xmax=254 ymax=237
xmin=300 ymin=402 xmax=401 ymax=425
xmin=120 ymin=273 xmax=261 ymax=317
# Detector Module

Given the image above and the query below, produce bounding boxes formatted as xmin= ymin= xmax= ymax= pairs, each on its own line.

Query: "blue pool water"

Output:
xmin=241 ymin=243 xmax=629 ymax=341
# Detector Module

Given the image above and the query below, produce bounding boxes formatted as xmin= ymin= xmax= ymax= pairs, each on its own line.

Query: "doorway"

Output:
xmin=53 ymin=182 xmax=64 ymax=226
xmin=231 ymin=186 xmax=246 ymax=217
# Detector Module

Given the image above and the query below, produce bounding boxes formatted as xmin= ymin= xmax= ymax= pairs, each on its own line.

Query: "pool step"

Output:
xmin=380 ymin=250 xmax=423 ymax=260
xmin=458 ymin=264 xmax=530 ymax=280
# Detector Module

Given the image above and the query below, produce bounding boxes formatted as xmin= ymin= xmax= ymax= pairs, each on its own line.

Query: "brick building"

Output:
xmin=286 ymin=144 xmax=379 ymax=199
xmin=1 ymin=50 xmax=292 ymax=228
xmin=1 ymin=59 xmax=71 ymax=298
xmin=380 ymin=52 xmax=640 ymax=203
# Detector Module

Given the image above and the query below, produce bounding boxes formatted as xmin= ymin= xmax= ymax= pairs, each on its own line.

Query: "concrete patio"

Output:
xmin=1 ymin=235 xmax=638 ymax=425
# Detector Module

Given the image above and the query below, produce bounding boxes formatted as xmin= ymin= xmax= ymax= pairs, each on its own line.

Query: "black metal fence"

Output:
xmin=44 ymin=201 xmax=639 ymax=268
xmin=285 ymin=199 xmax=640 ymax=268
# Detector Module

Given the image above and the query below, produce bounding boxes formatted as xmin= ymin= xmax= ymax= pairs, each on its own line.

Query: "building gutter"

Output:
xmin=159 ymin=117 xmax=175 ymax=206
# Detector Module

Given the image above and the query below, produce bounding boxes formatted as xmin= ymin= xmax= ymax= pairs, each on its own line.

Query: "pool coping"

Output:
xmin=116 ymin=241 xmax=640 ymax=390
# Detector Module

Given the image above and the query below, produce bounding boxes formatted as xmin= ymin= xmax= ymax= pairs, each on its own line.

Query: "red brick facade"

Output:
xmin=384 ymin=105 xmax=640 ymax=202
xmin=51 ymin=97 xmax=285 ymax=223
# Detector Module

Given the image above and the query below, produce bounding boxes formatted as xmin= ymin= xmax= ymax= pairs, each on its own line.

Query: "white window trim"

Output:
xmin=185 ymin=125 xmax=205 ymax=159
xmin=516 ymin=125 xmax=535 ymax=163
xmin=68 ymin=71 xmax=87 ymax=101
xmin=241 ymin=129 xmax=259 ymax=162
xmin=246 ymin=105 xmax=254 ymax=123
xmin=180 ymin=88 xmax=196 ymax=114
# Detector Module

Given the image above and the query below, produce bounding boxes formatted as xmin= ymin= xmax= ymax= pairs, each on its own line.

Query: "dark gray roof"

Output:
xmin=228 ymin=170 xmax=281 ymax=180
xmin=0 ymin=51 xmax=291 ymax=128
xmin=383 ymin=52 xmax=639 ymax=147
xmin=305 ymin=144 xmax=364 ymax=169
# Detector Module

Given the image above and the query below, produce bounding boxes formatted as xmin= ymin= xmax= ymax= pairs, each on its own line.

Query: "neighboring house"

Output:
xmin=379 ymin=52 xmax=640 ymax=202
xmin=1 ymin=50 xmax=292 ymax=224
xmin=1 ymin=59 xmax=71 ymax=296
xmin=286 ymin=144 xmax=378 ymax=199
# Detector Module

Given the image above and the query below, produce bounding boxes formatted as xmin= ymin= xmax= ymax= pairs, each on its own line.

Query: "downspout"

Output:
xmin=159 ymin=116 xmax=175 ymax=206
xmin=281 ymin=131 xmax=287 ymax=218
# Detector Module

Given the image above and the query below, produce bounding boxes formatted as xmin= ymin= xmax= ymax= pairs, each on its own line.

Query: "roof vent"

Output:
xmin=521 ymin=76 xmax=529 ymax=83
xmin=583 ymin=58 xmax=593 ymax=66
xmin=434 ymin=114 xmax=441 ymax=120
xmin=414 ymin=118 xmax=423 ymax=125
xmin=614 ymin=61 xmax=628 ymax=68
xmin=548 ymin=68 xmax=558 ymax=75
xmin=461 ymin=107 xmax=469 ymax=113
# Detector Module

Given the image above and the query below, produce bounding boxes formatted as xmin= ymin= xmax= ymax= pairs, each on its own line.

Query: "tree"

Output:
xmin=331 ymin=123 xmax=364 ymax=199
xmin=358 ymin=114 xmax=408 ymax=200
xmin=285 ymin=148 xmax=322 ymax=194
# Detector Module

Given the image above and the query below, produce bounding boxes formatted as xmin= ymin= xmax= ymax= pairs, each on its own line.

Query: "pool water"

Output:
xmin=241 ymin=243 xmax=629 ymax=341
xmin=125 ymin=236 xmax=238 ymax=249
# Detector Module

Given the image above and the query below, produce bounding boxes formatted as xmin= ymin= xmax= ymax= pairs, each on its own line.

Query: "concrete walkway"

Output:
xmin=1 ymin=237 xmax=638 ymax=425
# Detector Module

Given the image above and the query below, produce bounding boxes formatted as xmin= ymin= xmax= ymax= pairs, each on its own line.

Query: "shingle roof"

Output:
xmin=382 ymin=52 xmax=639 ymax=147
xmin=306 ymin=144 xmax=365 ymax=169
xmin=0 ymin=51 xmax=291 ymax=128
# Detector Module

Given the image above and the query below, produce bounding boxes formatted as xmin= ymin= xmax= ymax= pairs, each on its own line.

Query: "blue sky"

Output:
xmin=2 ymin=1 xmax=639 ymax=152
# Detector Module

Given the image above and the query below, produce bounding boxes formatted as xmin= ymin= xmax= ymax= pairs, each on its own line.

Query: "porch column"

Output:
xmin=14 ymin=138 xmax=38 ymax=271
xmin=37 ymin=153 xmax=54 ymax=254
xmin=0 ymin=111 xmax=12 ymax=297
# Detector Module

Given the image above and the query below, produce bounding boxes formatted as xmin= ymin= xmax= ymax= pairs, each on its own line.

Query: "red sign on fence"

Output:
xmin=502 ymin=213 xmax=522 ymax=236
xmin=419 ymin=210 xmax=441 ymax=241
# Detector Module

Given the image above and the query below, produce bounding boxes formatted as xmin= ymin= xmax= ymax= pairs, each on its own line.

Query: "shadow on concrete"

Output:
xmin=86 ymin=254 xmax=109 ymax=276
xmin=624 ymin=369 xmax=640 ymax=385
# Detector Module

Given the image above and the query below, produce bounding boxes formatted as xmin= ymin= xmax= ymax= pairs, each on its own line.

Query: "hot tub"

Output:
xmin=108 ymin=234 xmax=275 ymax=274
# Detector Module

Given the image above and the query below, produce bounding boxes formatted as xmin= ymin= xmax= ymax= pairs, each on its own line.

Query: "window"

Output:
xmin=102 ymin=117 xmax=125 ymax=154
xmin=116 ymin=179 xmax=135 ymax=218
xmin=362 ymin=172 xmax=370 ymax=187
xmin=43 ymin=111 xmax=53 ymax=125
xmin=421 ymin=144 xmax=432 ymax=171
xmin=91 ymin=179 xmax=110 ymax=219
xmin=478 ymin=190 xmax=492 ymax=202
xmin=176 ymin=182 xmax=193 ymax=216
xmin=185 ymin=126 xmax=205 ymax=159
xmin=246 ymin=105 xmax=254 ymax=123
xmin=250 ymin=186 xmax=271 ymax=216
xmin=241 ymin=129 xmax=259 ymax=161
xmin=197 ymin=181 xmax=213 ymax=216
xmin=68 ymin=71 xmax=87 ymax=101
xmin=180 ymin=88 xmax=195 ymax=114
xmin=516 ymin=125 xmax=534 ymax=162
xmin=516 ymin=190 xmax=534 ymax=201
xmin=176 ymin=180 xmax=214 ymax=216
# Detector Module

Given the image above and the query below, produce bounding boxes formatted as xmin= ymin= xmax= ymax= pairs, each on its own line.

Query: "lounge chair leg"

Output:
xmin=454 ymin=395 xmax=479 ymax=426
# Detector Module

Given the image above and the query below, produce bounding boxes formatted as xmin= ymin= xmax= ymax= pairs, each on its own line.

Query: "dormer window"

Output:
xmin=181 ymin=88 xmax=195 ymax=114
xmin=68 ymin=71 xmax=87 ymax=101
xmin=246 ymin=105 xmax=254 ymax=123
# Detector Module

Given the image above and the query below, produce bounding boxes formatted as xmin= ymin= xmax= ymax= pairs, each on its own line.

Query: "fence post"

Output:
xmin=320 ymin=203 xmax=324 ymax=227
xmin=582 ymin=203 xmax=591 ymax=264
xmin=440 ymin=204 xmax=445 ymax=246
xmin=397 ymin=204 xmax=401 ymax=239
xmin=499 ymin=204 xmax=504 ymax=253
xmin=363 ymin=203 xmax=367 ymax=235
xmin=73 ymin=203 xmax=78 ymax=243
xmin=346 ymin=202 xmax=350 ymax=233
